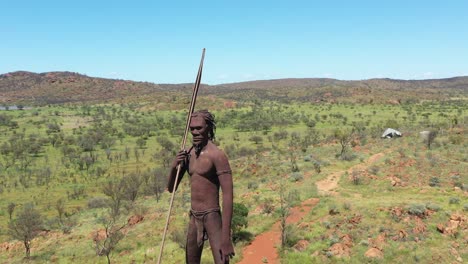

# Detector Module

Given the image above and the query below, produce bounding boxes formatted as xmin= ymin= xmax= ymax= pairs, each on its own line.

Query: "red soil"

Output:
xmin=237 ymin=153 xmax=386 ymax=263
xmin=237 ymin=198 xmax=319 ymax=264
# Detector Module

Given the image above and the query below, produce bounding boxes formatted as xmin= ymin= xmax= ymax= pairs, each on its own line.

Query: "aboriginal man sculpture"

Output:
xmin=167 ymin=110 xmax=235 ymax=264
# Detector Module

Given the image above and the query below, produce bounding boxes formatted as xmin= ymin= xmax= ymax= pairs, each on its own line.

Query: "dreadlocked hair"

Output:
xmin=191 ymin=110 xmax=216 ymax=140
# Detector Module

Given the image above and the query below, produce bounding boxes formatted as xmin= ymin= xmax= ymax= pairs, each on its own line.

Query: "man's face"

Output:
xmin=190 ymin=116 xmax=208 ymax=146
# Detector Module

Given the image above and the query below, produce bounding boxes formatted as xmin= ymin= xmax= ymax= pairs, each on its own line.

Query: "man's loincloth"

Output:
xmin=189 ymin=208 xmax=221 ymax=247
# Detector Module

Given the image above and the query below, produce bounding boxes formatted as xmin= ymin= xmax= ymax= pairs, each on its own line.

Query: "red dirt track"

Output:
xmin=237 ymin=198 xmax=319 ymax=264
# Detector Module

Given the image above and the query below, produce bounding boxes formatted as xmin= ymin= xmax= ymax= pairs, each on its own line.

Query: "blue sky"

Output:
xmin=1 ymin=1 xmax=467 ymax=84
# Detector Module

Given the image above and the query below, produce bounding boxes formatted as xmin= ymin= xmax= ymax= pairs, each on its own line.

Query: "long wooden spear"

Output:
xmin=157 ymin=48 xmax=206 ymax=264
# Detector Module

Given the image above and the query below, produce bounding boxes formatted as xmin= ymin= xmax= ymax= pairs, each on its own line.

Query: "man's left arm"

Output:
xmin=215 ymin=151 xmax=235 ymax=261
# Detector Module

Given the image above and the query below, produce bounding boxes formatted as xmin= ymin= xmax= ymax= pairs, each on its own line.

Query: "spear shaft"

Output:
xmin=157 ymin=48 xmax=205 ymax=264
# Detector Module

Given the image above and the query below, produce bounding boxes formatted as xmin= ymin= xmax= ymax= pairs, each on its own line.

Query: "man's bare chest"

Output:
xmin=188 ymin=154 xmax=216 ymax=177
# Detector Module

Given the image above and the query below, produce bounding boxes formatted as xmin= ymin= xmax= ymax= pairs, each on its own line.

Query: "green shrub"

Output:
xmin=462 ymin=184 xmax=468 ymax=191
xmin=61 ymin=216 xmax=78 ymax=234
xmin=407 ymin=204 xmax=426 ymax=217
xmin=448 ymin=134 xmax=463 ymax=145
xmin=170 ymin=228 xmax=187 ymax=249
xmin=359 ymin=239 xmax=369 ymax=246
xmin=247 ymin=181 xmax=259 ymax=190
xmin=328 ymin=235 xmax=340 ymax=246
xmin=328 ymin=204 xmax=340 ymax=215
xmin=237 ymin=146 xmax=255 ymax=157
xmin=425 ymin=203 xmax=441 ymax=212
xmin=131 ymin=204 xmax=148 ymax=216
xmin=232 ymin=203 xmax=249 ymax=243
xmin=289 ymin=172 xmax=303 ymax=182
xmin=351 ymin=170 xmax=362 ymax=185
xmin=303 ymin=155 xmax=322 ymax=173
xmin=273 ymin=131 xmax=288 ymax=141
xmin=368 ymin=165 xmax=380 ymax=175
xmin=262 ymin=199 xmax=275 ymax=214
xmin=449 ymin=197 xmax=460 ymax=204
xmin=87 ymin=197 xmax=109 ymax=209
xmin=429 ymin=177 xmax=440 ymax=187
xmin=287 ymin=190 xmax=301 ymax=205
xmin=340 ymin=152 xmax=357 ymax=161
xmin=283 ymin=224 xmax=301 ymax=248
xmin=343 ymin=202 xmax=352 ymax=211
xmin=312 ymin=160 xmax=321 ymax=173
xmin=450 ymin=175 xmax=463 ymax=189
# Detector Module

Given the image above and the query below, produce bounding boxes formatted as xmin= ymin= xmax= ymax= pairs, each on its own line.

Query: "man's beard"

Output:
xmin=193 ymin=141 xmax=207 ymax=157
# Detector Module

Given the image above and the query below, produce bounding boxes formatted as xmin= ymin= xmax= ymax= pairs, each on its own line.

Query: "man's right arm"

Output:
xmin=167 ymin=150 xmax=188 ymax=193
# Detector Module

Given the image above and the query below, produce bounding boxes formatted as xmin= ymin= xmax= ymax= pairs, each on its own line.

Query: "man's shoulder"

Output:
xmin=207 ymin=142 xmax=227 ymax=155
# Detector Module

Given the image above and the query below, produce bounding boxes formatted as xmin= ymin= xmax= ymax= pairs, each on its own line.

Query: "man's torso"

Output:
xmin=188 ymin=142 xmax=221 ymax=211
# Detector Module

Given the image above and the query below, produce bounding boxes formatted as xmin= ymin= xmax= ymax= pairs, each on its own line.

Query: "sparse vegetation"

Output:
xmin=0 ymin=77 xmax=466 ymax=263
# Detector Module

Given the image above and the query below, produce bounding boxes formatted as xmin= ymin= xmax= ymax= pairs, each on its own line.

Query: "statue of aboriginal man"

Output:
xmin=167 ymin=110 xmax=235 ymax=264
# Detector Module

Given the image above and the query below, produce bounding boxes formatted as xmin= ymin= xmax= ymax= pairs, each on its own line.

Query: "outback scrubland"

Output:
xmin=0 ymin=72 xmax=466 ymax=263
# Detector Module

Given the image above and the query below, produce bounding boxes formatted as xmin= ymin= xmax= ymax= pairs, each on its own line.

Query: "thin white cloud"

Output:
xmin=217 ymin=74 xmax=229 ymax=80
xmin=422 ymin=72 xmax=434 ymax=78
xmin=242 ymin=73 xmax=255 ymax=79
xmin=409 ymin=72 xmax=436 ymax=79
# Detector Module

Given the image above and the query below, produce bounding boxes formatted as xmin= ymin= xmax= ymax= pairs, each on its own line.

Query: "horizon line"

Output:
xmin=2 ymin=70 xmax=467 ymax=86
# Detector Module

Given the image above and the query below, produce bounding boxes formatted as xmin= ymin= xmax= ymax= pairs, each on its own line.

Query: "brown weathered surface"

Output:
xmin=127 ymin=215 xmax=144 ymax=226
xmin=365 ymin=247 xmax=384 ymax=259
xmin=293 ymin=240 xmax=310 ymax=252
xmin=91 ymin=229 xmax=107 ymax=242
xmin=437 ymin=213 xmax=467 ymax=235
xmin=412 ymin=217 xmax=427 ymax=234
xmin=329 ymin=234 xmax=354 ymax=257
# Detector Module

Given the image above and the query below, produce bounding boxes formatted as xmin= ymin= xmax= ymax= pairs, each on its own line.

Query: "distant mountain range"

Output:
xmin=1 ymin=71 xmax=467 ymax=104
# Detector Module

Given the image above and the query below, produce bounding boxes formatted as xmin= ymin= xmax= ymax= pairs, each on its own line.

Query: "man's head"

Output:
xmin=190 ymin=110 xmax=216 ymax=147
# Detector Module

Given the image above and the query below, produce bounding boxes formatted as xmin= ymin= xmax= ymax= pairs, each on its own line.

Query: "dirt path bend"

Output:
xmin=315 ymin=152 xmax=386 ymax=196
xmin=238 ymin=198 xmax=319 ymax=264
xmin=237 ymin=152 xmax=386 ymax=263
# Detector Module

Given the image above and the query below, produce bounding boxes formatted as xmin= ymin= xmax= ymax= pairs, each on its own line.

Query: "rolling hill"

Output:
xmin=0 ymin=71 xmax=467 ymax=105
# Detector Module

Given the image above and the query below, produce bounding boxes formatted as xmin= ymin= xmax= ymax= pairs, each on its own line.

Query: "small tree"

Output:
xmin=157 ymin=137 xmax=175 ymax=152
xmin=102 ymin=179 xmax=126 ymax=218
xmin=136 ymin=138 xmax=147 ymax=149
xmin=8 ymin=203 xmax=43 ymax=259
xmin=249 ymin=135 xmax=263 ymax=145
xmin=124 ymin=146 xmax=130 ymax=160
xmin=289 ymin=152 xmax=299 ymax=172
xmin=133 ymin=147 xmax=140 ymax=162
xmin=55 ymin=198 xmax=66 ymax=224
xmin=426 ymin=131 xmax=437 ymax=149
xmin=158 ymin=149 xmax=174 ymax=168
xmin=148 ymin=167 xmax=166 ymax=202
xmin=95 ymin=179 xmax=128 ymax=264
xmin=122 ymin=173 xmax=142 ymax=203
xmin=94 ymin=214 xmax=126 ymax=264
xmin=232 ymin=203 xmax=249 ymax=242
xmin=7 ymin=202 xmax=16 ymax=220
xmin=333 ymin=128 xmax=355 ymax=160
